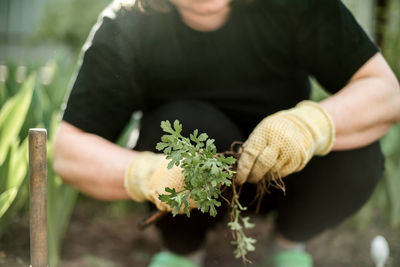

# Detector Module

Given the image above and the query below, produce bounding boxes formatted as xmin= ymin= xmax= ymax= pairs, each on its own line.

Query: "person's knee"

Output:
xmin=275 ymin=141 xmax=385 ymax=241
xmin=336 ymin=141 xmax=384 ymax=191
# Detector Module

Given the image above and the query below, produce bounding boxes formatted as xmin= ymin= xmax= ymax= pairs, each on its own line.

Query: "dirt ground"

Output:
xmin=1 ymin=198 xmax=399 ymax=267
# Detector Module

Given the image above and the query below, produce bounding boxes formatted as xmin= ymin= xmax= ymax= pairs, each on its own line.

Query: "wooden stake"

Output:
xmin=29 ymin=128 xmax=47 ymax=267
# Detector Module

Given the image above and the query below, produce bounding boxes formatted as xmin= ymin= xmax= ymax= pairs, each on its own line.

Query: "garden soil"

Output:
xmin=1 ymin=198 xmax=399 ymax=267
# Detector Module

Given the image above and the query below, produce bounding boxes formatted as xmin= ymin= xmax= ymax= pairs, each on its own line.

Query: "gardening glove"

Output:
xmin=124 ymin=151 xmax=194 ymax=213
xmin=237 ymin=100 xmax=335 ymax=184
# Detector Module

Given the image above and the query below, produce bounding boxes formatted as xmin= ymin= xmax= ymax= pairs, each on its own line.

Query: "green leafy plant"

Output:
xmin=229 ymin=191 xmax=257 ymax=261
xmin=156 ymin=120 xmax=256 ymax=261
xmin=0 ymin=75 xmax=34 ymax=227
xmin=156 ymin=120 xmax=235 ymax=217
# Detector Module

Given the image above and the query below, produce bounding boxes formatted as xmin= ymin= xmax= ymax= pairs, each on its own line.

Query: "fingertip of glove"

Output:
xmin=235 ymin=162 xmax=249 ymax=185
xmin=236 ymin=147 xmax=259 ymax=184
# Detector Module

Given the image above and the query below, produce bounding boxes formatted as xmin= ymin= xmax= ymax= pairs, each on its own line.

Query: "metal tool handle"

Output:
xmin=29 ymin=129 xmax=48 ymax=267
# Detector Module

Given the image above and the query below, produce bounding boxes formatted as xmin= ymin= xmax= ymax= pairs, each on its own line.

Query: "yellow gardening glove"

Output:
xmin=124 ymin=151 xmax=194 ymax=213
xmin=236 ymin=100 xmax=335 ymax=184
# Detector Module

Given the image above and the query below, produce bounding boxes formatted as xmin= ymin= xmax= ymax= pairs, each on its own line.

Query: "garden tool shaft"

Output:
xmin=29 ymin=129 xmax=48 ymax=267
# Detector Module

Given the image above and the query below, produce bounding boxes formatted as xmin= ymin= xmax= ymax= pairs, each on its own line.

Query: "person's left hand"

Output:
xmin=236 ymin=101 xmax=335 ymax=184
xmin=124 ymin=151 xmax=196 ymax=213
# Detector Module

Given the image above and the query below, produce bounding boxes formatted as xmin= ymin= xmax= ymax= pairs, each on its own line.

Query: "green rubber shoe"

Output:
xmin=148 ymin=251 xmax=199 ymax=267
xmin=266 ymin=250 xmax=313 ymax=267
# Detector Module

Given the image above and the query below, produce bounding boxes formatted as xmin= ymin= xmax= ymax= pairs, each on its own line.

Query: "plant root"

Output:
xmin=139 ymin=140 xmax=287 ymax=265
xmin=138 ymin=210 xmax=167 ymax=230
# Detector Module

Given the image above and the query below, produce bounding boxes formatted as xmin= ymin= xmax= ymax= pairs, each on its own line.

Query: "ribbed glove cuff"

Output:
xmin=294 ymin=100 xmax=335 ymax=155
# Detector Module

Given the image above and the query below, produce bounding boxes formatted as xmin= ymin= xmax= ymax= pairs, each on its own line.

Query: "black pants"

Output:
xmin=135 ymin=100 xmax=385 ymax=254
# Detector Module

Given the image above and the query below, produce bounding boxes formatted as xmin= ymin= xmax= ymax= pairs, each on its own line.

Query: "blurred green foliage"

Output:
xmin=1 ymin=0 xmax=114 ymax=266
xmin=0 ymin=76 xmax=33 ymax=233
xmin=0 ymin=1 xmax=114 ymax=265
xmin=33 ymin=0 xmax=112 ymax=52
xmin=380 ymin=0 xmax=400 ymax=77
xmin=0 ymin=61 xmax=78 ymax=266
xmin=378 ymin=0 xmax=400 ymax=220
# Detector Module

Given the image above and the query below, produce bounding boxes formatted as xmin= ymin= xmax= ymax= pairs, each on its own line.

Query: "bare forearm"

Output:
xmin=53 ymin=122 xmax=137 ymax=200
xmin=320 ymin=55 xmax=400 ymax=150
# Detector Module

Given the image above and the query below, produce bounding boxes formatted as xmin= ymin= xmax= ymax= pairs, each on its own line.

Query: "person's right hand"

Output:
xmin=124 ymin=151 xmax=192 ymax=213
xmin=236 ymin=101 xmax=335 ymax=184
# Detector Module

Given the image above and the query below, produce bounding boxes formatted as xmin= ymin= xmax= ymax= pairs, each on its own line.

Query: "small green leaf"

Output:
xmin=164 ymin=147 xmax=172 ymax=154
xmin=182 ymin=193 xmax=191 ymax=217
xmin=158 ymin=194 xmax=171 ymax=203
xmin=172 ymin=206 xmax=180 ymax=217
xmin=0 ymin=188 xmax=18 ymax=218
xmin=160 ymin=120 xmax=174 ymax=134
xmin=167 ymin=160 xmax=175 ymax=169
xmin=165 ymin=187 xmax=176 ymax=194
xmin=172 ymin=142 xmax=183 ymax=150
xmin=206 ymin=139 xmax=214 ymax=147
xmin=173 ymin=120 xmax=182 ymax=135
xmin=190 ymin=129 xmax=198 ymax=140
xmin=224 ymin=156 xmax=236 ymax=165
xmin=228 ymin=221 xmax=242 ymax=231
xmin=242 ymin=216 xmax=255 ymax=229
xmin=156 ymin=142 xmax=169 ymax=151
xmin=196 ymin=143 xmax=204 ymax=149
xmin=166 ymin=151 xmax=182 ymax=168
xmin=244 ymin=237 xmax=256 ymax=251
xmin=192 ymin=155 xmax=200 ymax=165
xmin=211 ymin=164 xmax=219 ymax=176
xmin=210 ymin=205 xmax=217 ymax=217
xmin=198 ymin=133 xmax=208 ymax=142
xmin=161 ymin=135 xmax=173 ymax=143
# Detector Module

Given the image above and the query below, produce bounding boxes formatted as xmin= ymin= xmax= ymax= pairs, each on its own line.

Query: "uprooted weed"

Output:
xmin=155 ymin=120 xmax=285 ymax=263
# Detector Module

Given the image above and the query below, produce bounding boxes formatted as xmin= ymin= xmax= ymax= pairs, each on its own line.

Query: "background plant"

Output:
xmin=378 ymin=0 xmax=400 ymax=227
xmin=32 ymin=0 xmax=112 ymax=52
xmin=0 ymin=61 xmax=78 ymax=267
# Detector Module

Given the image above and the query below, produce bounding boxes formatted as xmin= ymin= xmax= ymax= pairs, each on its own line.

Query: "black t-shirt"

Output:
xmin=63 ymin=0 xmax=378 ymax=142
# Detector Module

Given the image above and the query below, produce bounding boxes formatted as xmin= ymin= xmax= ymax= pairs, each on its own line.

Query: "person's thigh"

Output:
xmin=274 ymin=141 xmax=385 ymax=241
